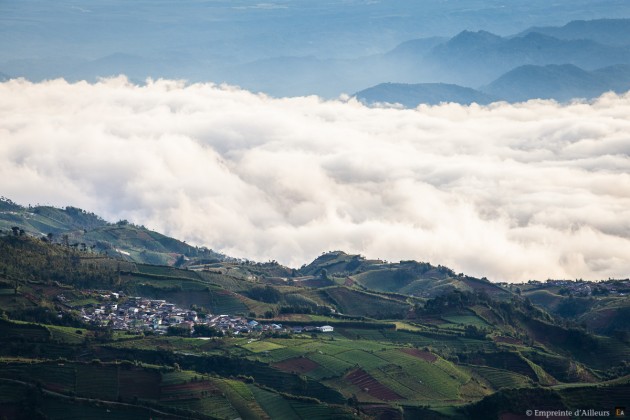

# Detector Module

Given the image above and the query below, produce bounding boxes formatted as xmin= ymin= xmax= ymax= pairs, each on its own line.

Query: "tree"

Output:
xmin=193 ymin=324 xmax=222 ymax=337
xmin=174 ymin=254 xmax=186 ymax=267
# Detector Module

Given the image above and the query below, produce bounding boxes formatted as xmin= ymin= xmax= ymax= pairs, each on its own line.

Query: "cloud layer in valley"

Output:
xmin=2 ymin=77 xmax=630 ymax=281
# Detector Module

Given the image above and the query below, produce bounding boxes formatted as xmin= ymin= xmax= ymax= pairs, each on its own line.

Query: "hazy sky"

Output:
xmin=2 ymin=77 xmax=630 ymax=281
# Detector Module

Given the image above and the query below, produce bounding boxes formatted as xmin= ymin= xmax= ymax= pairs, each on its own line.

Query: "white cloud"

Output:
xmin=2 ymin=77 xmax=630 ymax=282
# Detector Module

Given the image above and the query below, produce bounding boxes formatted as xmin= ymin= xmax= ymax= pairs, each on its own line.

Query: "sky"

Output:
xmin=2 ymin=77 xmax=630 ymax=282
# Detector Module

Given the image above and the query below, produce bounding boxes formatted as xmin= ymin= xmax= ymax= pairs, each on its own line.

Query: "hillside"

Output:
xmin=518 ymin=18 xmax=630 ymax=46
xmin=482 ymin=64 xmax=630 ymax=102
xmin=0 ymin=198 xmax=226 ymax=266
xmin=351 ymin=18 xmax=630 ymax=107
xmin=1 ymin=213 xmax=630 ymax=419
xmin=423 ymin=30 xmax=630 ymax=86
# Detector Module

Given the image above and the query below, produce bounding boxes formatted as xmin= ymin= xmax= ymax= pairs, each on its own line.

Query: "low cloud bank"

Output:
xmin=2 ymin=77 xmax=629 ymax=281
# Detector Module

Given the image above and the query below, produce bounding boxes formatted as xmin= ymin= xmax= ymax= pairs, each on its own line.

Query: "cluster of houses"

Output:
xmin=210 ymin=317 xmax=333 ymax=335
xmin=64 ymin=292 xmax=334 ymax=336
xmin=503 ymin=279 xmax=630 ymax=297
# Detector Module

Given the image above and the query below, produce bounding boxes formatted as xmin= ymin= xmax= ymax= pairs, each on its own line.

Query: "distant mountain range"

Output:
xmin=212 ymin=18 xmax=630 ymax=101
xmin=356 ymin=64 xmax=630 ymax=107
xmin=483 ymin=64 xmax=630 ymax=102
xmin=517 ymin=18 xmax=630 ymax=46
xmin=353 ymin=18 xmax=630 ymax=106
xmin=2 ymin=18 xmax=630 ymax=104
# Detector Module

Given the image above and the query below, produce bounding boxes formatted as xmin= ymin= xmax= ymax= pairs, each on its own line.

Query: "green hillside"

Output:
xmin=1 ymin=201 xmax=630 ymax=419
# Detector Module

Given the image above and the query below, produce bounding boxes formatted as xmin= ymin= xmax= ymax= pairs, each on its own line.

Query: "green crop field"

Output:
xmin=208 ymin=289 xmax=249 ymax=314
xmin=161 ymin=370 xmax=197 ymax=385
xmin=442 ymin=314 xmax=490 ymax=327
xmin=243 ymin=340 xmax=285 ymax=353
xmin=306 ymin=352 xmax=353 ymax=377
xmin=290 ymin=400 xmax=354 ymax=419
xmin=324 ymin=287 xmax=410 ymax=318
xmin=353 ymin=269 xmax=401 ymax=292
xmin=135 ymin=263 xmax=201 ymax=281
xmin=377 ymin=350 xmax=469 ymax=400
xmin=250 ymin=385 xmax=300 ymax=419
xmin=250 ymin=384 xmax=352 ymax=420
xmin=334 ymin=349 xmax=389 ymax=370
xmin=339 ymin=328 xmax=387 ymax=341
xmin=217 ymin=379 xmax=269 ymax=419
xmin=471 ymin=365 xmax=532 ymax=390
xmin=259 ymin=345 xmax=306 ymax=362
xmin=48 ymin=325 xmax=88 ymax=344
xmin=197 ymin=270 xmax=252 ymax=291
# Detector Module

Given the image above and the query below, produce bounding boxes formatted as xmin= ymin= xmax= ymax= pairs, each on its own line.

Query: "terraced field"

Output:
xmin=307 ymin=352 xmax=354 ymax=378
xmin=376 ymin=349 xmax=470 ymax=400
xmin=0 ymin=319 xmax=51 ymax=341
xmin=76 ymin=364 xmax=118 ymax=400
xmin=471 ymin=365 xmax=532 ymax=390
xmin=345 ymin=368 xmax=403 ymax=401
xmin=48 ymin=325 xmax=88 ymax=344
xmin=272 ymin=357 xmax=320 ymax=374
xmin=218 ymin=379 xmax=269 ymax=419
xmin=323 ymin=287 xmax=410 ymax=318
xmin=208 ymin=289 xmax=249 ymax=314
xmin=0 ymin=362 xmax=76 ymax=394
xmin=135 ymin=263 xmax=201 ymax=281
xmin=442 ymin=314 xmax=490 ymax=327
xmin=250 ymin=385 xmax=301 ymax=419
xmin=160 ymin=379 xmax=219 ymax=401
xmin=335 ymin=349 xmax=390 ymax=370
xmin=352 ymin=269 xmax=401 ymax=292
xmin=118 ymin=368 xmax=160 ymax=400
xmin=259 ymin=345 xmax=306 ymax=362
xmin=28 ymin=363 xmax=76 ymax=393
xmin=400 ymin=348 xmax=437 ymax=362
xmin=243 ymin=340 xmax=285 ymax=353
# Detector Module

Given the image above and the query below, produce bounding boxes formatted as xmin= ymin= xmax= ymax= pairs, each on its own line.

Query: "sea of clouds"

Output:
xmin=2 ymin=77 xmax=629 ymax=281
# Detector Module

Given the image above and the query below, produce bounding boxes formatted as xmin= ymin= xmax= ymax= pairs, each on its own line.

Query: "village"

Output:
xmin=496 ymin=278 xmax=630 ymax=297
xmin=58 ymin=292 xmax=334 ymax=336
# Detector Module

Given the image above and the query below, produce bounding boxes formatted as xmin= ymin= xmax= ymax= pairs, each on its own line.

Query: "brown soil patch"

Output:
xmin=345 ymin=369 xmax=402 ymax=401
xmin=400 ymin=348 xmax=437 ymax=362
xmin=272 ymin=357 xmax=320 ymax=374
xmin=160 ymin=380 xmax=220 ymax=401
